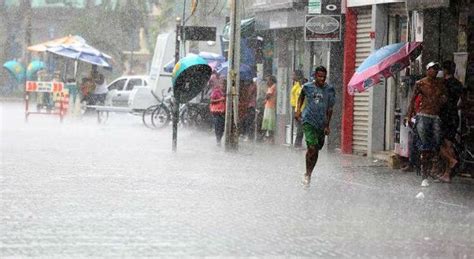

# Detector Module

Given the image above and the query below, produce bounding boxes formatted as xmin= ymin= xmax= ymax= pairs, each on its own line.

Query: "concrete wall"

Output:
xmin=367 ymin=4 xmax=388 ymax=156
xmin=328 ymin=29 xmax=344 ymax=150
xmin=422 ymin=8 xmax=458 ymax=67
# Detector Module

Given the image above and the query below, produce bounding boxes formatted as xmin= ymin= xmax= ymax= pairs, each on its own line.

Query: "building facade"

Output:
xmin=341 ymin=0 xmax=474 ymax=156
xmin=252 ymin=0 xmax=344 ymax=148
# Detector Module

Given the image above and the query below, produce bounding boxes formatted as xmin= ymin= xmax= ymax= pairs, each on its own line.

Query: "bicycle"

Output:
xmin=142 ymin=89 xmax=188 ymax=129
xmin=142 ymin=90 xmax=169 ymax=129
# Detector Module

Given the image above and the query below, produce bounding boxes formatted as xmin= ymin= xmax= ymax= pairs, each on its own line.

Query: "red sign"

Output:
xmin=25 ymin=81 xmax=64 ymax=93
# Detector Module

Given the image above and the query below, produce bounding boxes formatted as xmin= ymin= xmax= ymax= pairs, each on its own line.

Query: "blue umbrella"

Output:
xmin=3 ymin=60 xmax=26 ymax=83
xmin=26 ymin=60 xmax=45 ymax=80
xmin=163 ymin=52 xmax=225 ymax=73
xmin=46 ymin=43 xmax=112 ymax=68
xmin=216 ymin=61 xmax=254 ymax=81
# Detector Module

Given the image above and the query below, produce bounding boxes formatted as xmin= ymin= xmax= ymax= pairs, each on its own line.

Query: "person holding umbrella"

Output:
xmin=209 ymin=72 xmax=226 ymax=146
xmin=406 ymin=62 xmax=447 ymax=187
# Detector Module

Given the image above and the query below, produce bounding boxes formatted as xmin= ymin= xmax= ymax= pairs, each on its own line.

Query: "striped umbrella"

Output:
xmin=348 ymin=42 xmax=422 ymax=95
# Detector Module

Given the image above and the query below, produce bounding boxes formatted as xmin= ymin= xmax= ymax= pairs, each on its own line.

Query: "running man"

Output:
xmin=295 ymin=66 xmax=335 ymax=186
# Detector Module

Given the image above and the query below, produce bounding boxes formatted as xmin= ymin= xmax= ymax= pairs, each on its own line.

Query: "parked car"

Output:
xmin=106 ymin=75 xmax=150 ymax=107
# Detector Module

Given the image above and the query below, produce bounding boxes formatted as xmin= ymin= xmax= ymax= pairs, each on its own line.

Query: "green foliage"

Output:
xmin=64 ymin=1 xmax=148 ymax=76
xmin=147 ymin=0 xmax=175 ymax=52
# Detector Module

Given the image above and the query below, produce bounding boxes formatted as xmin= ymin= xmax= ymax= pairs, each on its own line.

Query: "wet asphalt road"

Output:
xmin=1 ymin=101 xmax=473 ymax=258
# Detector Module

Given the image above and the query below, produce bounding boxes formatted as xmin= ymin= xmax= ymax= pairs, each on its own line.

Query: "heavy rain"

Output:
xmin=1 ymin=0 xmax=473 ymax=257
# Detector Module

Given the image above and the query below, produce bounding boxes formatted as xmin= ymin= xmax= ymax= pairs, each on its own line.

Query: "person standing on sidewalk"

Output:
xmin=261 ymin=75 xmax=277 ymax=144
xmin=92 ymin=73 xmax=107 ymax=105
xmin=295 ymin=66 xmax=335 ymax=186
xmin=407 ymin=62 xmax=447 ymax=187
xmin=437 ymin=60 xmax=463 ymax=182
xmin=209 ymin=73 xmax=226 ymax=146
xmin=290 ymin=70 xmax=305 ymax=148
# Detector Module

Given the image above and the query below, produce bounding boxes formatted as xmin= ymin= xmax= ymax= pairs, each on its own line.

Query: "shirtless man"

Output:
xmin=407 ymin=62 xmax=447 ymax=187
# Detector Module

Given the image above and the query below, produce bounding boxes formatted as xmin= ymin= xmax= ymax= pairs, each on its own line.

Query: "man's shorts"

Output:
xmin=415 ymin=114 xmax=441 ymax=151
xmin=303 ymin=123 xmax=325 ymax=150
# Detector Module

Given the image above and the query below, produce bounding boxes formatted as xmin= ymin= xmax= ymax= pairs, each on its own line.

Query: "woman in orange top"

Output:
xmin=261 ymin=75 xmax=276 ymax=143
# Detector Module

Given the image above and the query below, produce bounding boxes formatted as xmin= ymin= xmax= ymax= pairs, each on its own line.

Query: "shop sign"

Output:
xmin=347 ymin=0 xmax=404 ymax=7
xmin=26 ymin=81 xmax=64 ymax=93
xmin=308 ymin=0 xmax=321 ymax=14
xmin=309 ymin=0 xmax=341 ymax=14
xmin=304 ymin=15 xmax=341 ymax=42
xmin=406 ymin=0 xmax=449 ymax=10
xmin=183 ymin=26 xmax=216 ymax=41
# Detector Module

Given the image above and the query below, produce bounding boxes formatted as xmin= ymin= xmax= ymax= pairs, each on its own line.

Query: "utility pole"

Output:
xmin=224 ymin=0 xmax=241 ymax=151
xmin=181 ymin=0 xmax=187 ymax=56
xmin=22 ymin=0 xmax=32 ymax=64
xmin=172 ymin=17 xmax=181 ymax=152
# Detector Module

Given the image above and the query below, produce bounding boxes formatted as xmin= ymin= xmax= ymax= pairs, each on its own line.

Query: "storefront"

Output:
xmin=341 ymin=0 xmax=473 ymax=157
xmin=254 ymin=0 xmax=344 ymax=148
xmin=253 ymin=2 xmax=314 ymax=145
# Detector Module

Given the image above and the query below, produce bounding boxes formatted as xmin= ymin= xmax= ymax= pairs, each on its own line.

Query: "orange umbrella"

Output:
xmin=27 ymin=35 xmax=85 ymax=52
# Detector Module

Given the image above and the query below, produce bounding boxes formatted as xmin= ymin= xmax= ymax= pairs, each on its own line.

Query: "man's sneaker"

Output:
xmin=421 ymin=179 xmax=429 ymax=187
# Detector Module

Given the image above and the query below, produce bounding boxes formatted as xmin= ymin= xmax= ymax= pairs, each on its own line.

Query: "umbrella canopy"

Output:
xmin=3 ymin=60 xmax=26 ymax=83
xmin=46 ymin=43 xmax=112 ymax=68
xmin=164 ymin=52 xmax=225 ymax=73
xmin=216 ymin=61 xmax=254 ymax=81
xmin=172 ymin=55 xmax=212 ymax=103
xmin=348 ymin=42 xmax=422 ymax=94
xmin=26 ymin=60 xmax=45 ymax=80
xmin=27 ymin=35 xmax=86 ymax=52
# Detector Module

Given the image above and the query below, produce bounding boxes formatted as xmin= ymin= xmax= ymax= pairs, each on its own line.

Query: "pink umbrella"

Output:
xmin=348 ymin=42 xmax=422 ymax=95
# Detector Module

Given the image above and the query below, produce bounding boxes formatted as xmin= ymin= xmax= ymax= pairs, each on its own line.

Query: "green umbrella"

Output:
xmin=26 ymin=60 xmax=45 ymax=80
xmin=172 ymin=55 xmax=211 ymax=103
xmin=3 ymin=60 xmax=26 ymax=83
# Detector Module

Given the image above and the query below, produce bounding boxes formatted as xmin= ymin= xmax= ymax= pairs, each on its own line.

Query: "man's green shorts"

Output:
xmin=303 ymin=123 xmax=325 ymax=150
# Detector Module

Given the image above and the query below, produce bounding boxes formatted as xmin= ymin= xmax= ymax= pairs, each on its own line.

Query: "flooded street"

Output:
xmin=1 ymin=101 xmax=473 ymax=257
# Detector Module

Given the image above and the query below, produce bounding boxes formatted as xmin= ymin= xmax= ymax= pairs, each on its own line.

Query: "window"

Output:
xmin=108 ymin=79 xmax=126 ymax=91
xmin=126 ymin=79 xmax=143 ymax=90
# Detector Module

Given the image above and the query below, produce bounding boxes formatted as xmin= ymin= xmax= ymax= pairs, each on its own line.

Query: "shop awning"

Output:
xmin=222 ymin=17 xmax=256 ymax=40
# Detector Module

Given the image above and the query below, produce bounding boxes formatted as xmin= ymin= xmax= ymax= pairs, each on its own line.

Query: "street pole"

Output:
xmin=22 ymin=0 xmax=32 ymax=64
xmin=172 ymin=17 xmax=181 ymax=152
xmin=224 ymin=0 xmax=241 ymax=151
xmin=182 ymin=0 xmax=187 ymax=56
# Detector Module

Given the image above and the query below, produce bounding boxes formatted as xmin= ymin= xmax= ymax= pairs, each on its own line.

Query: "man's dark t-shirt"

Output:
xmin=440 ymin=77 xmax=463 ymax=139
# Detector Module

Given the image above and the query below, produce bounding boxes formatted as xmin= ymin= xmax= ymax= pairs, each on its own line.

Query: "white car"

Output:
xmin=106 ymin=75 xmax=150 ymax=107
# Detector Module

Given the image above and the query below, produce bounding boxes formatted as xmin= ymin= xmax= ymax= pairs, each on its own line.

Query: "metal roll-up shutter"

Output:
xmin=353 ymin=8 xmax=372 ymax=155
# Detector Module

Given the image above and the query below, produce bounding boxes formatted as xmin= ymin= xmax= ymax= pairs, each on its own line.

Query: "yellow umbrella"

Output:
xmin=27 ymin=35 xmax=85 ymax=52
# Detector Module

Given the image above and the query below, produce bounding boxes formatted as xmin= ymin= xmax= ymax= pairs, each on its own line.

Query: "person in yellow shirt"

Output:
xmin=290 ymin=70 xmax=305 ymax=147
